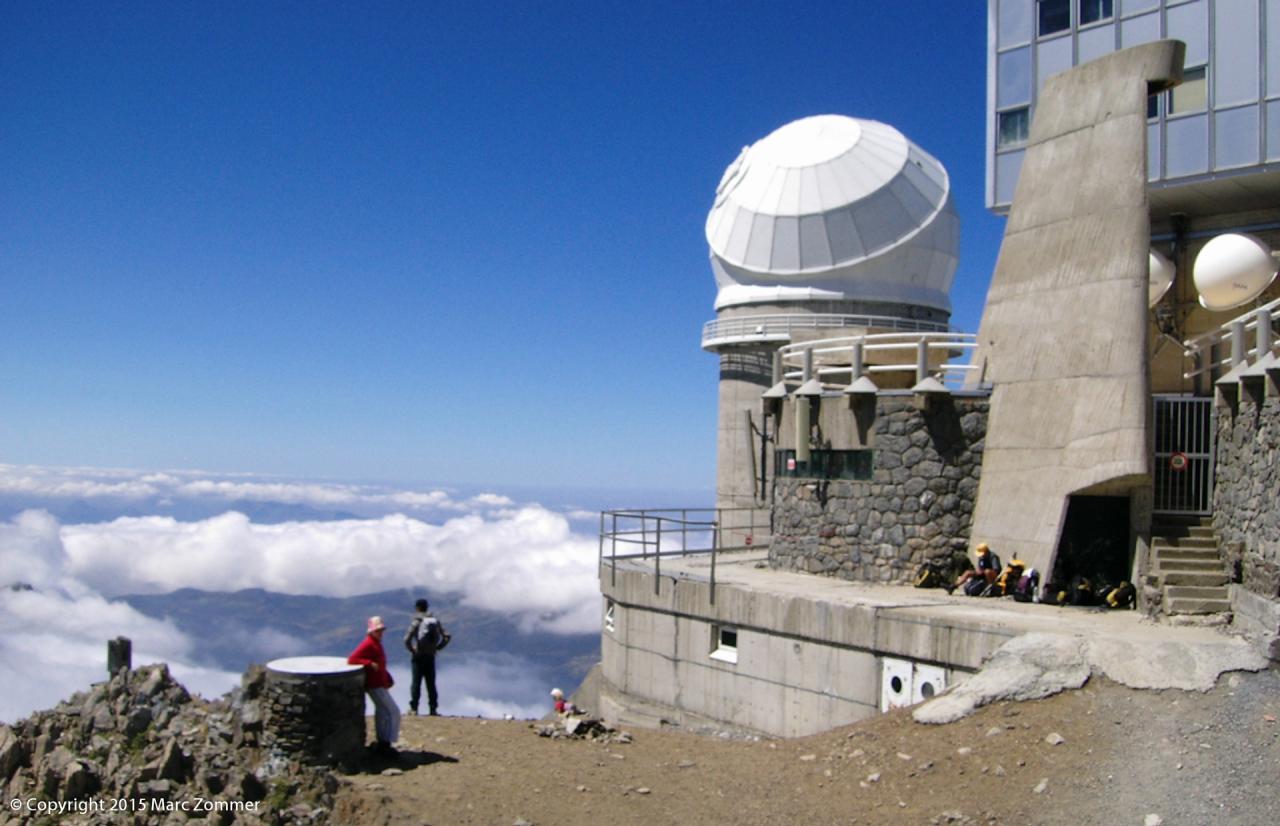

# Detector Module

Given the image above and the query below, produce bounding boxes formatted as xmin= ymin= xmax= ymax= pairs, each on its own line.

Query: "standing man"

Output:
xmin=404 ymin=598 xmax=448 ymax=716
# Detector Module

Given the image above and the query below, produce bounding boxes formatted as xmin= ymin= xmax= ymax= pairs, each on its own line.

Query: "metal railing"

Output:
xmin=777 ymin=331 xmax=980 ymax=388
xmin=598 ymin=507 xmax=771 ymax=600
xmin=701 ymin=313 xmax=949 ymax=350
xmin=1182 ymin=296 xmax=1280 ymax=381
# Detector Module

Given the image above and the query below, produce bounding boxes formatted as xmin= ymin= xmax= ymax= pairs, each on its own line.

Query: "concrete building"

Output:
xmin=594 ymin=9 xmax=1280 ymax=739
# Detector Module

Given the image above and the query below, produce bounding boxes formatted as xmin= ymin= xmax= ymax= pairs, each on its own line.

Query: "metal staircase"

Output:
xmin=1151 ymin=517 xmax=1231 ymax=620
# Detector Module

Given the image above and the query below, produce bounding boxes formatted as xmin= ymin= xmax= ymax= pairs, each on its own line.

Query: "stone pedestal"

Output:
xmin=263 ymin=656 xmax=365 ymax=766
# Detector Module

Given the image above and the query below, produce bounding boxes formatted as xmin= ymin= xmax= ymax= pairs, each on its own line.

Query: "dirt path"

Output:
xmin=333 ymin=668 xmax=1280 ymax=826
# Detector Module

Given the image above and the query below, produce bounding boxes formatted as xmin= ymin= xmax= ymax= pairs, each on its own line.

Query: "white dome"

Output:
xmin=706 ymin=114 xmax=958 ymax=312
xmin=1193 ymin=233 xmax=1278 ymax=312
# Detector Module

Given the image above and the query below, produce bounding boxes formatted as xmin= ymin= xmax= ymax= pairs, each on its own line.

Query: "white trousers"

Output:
xmin=368 ymin=687 xmax=401 ymax=745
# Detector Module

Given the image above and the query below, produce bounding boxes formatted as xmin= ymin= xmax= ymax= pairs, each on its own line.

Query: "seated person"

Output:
xmin=550 ymin=688 xmax=581 ymax=715
xmin=950 ymin=542 xmax=999 ymax=593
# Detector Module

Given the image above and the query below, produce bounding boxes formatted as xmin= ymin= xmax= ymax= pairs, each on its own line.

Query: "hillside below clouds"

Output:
xmin=123 ymin=587 xmax=601 ymax=715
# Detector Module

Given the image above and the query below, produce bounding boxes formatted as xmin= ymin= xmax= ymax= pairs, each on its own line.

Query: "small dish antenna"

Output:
xmin=1193 ymin=233 xmax=1278 ymax=311
xmin=1148 ymin=248 xmax=1175 ymax=308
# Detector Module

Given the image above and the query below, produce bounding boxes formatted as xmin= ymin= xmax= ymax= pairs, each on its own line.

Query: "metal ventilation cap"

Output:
xmin=762 ymin=381 xmax=790 ymax=399
xmin=911 ymin=376 xmax=950 ymax=395
xmin=795 ymin=378 xmax=826 ymax=397
xmin=843 ymin=375 xmax=879 ymax=396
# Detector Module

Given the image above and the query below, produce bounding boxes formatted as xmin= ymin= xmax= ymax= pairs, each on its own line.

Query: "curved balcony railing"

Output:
xmin=1181 ymin=296 xmax=1280 ymax=381
xmin=777 ymin=331 xmax=980 ymax=388
xmin=701 ymin=313 xmax=949 ymax=350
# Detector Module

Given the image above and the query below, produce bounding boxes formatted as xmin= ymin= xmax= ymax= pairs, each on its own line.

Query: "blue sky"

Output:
xmin=1 ymin=1 xmax=1004 ymax=495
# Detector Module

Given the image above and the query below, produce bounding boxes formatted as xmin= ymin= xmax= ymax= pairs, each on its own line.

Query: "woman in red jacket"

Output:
xmin=348 ymin=615 xmax=401 ymax=755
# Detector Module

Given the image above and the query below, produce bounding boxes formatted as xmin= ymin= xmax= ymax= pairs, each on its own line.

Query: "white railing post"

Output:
xmin=1231 ymin=320 xmax=1248 ymax=366
xmin=1257 ymin=308 xmax=1273 ymax=359
xmin=915 ymin=339 xmax=928 ymax=383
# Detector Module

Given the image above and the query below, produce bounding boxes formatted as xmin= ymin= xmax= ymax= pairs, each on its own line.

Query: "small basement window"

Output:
xmin=710 ymin=625 xmax=738 ymax=664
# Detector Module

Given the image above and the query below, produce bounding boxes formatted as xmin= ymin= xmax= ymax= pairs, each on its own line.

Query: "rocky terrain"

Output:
xmin=0 ymin=664 xmax=339 ymax=825
xmin=2 ymin=664 xmax=1277 ymax=825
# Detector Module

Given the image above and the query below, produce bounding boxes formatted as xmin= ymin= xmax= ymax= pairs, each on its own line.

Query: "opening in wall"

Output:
xmin=775 ymin=449 xmax=873 ymax=480
xmin=604 ymin=600 xmax=616 ymax=634
xmin=710 ymin=625 xmax=739 ymax=664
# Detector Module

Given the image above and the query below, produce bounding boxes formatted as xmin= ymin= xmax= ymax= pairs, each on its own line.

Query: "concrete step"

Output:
xmin=1154 ymin=548 xmax=1221 ymax=562
xmin=1167 ymin=597 xmax=1233 ymax=615
xmin=1161 ymin=570 xmax=1229 ymax=587
xmin=1157 ymin=559 xmax=1224 ymax=573
xmin=1167 ymin=585 xmax=1230 ymax=601
xmin=1151 ymin=536 xmax=1219 ymax=550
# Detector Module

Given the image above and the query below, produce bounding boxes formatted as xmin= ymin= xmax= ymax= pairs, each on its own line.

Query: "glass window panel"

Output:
xmin=1214 ymin=105 xmax=1260 ymax=169
xmin=1147 ymin=120 xmax=1161 ymax=180
xmin=1079 ymin=0 xmax=1114 ymax=26
xmin=1268 ymin=100 xmax=1280 ymax=161
xmin=1213 ymin=0 xmax=1260 ymax=107
xmin=1078 ymin=21 xmax=1116 ymax=62
xmin=995 ymin=149 xmax=1025 ymax=206
xmin=1169 ymin=66 xmax=1207 ymax=114
xmin=1269 ymin=0 xmax=1280 ymax=98
xmin=998 ymin=0 xmax=1033 ymax=47
xmin=1165 ymin=113 xmax=1209 ymax=178
xmin=1039 ymin=0 xmax=1071 ymax=35
xmin=1120 ymin=0 xmax=1158 ymax=14
xmin=1121 ymin=11 xmax=1160 ymax=47
xmin=997 ymin=47 xmax=1033 ymax=108
xmin=1166 ymin=1 xmax=1208 ymax=66
xmin=1037 ymin=34 xmax=1075 ymax=91
xmin=998 ymin=107 xmax=1031 ymax=147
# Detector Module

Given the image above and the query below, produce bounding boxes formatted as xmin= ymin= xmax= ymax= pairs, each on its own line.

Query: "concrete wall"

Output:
xmin=716 ymin=348 xmax=774 ymax=508
xmin=770 ymin=394 xmax=987 ymax=583
xmin=1215 ymin=383 xmax=1280 ymax=656
xmin=968 ymin=41 xmax=1185 ymax=577
xmin=598 ymin=564 xmax=1014 ymax=737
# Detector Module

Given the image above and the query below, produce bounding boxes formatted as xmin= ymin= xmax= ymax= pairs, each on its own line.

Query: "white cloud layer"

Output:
xmin=0 ymin=463 xmax=517 ymax=516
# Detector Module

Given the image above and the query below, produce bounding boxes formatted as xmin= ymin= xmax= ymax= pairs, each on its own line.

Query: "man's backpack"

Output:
xmin=1069 ymin=575 xmax=1096 ymax=606
xmin=415 ymin=615 xmax=445 ymax=655
xmin=1102 ymin=581 xmax=1136 ymax=609
xmin=964 ymin=577 xmax=988 ymax=597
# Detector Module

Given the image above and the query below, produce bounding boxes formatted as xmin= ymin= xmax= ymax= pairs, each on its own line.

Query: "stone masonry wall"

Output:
xmin=770 ymin=395 xmax=987 ymax=582
xmin=1214 ymin=390 xmax=1280 ymax=598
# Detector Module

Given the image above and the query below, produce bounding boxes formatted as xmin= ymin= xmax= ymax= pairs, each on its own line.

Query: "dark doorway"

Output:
xmin=1052 ymin=495 xmax=1132 ymax=586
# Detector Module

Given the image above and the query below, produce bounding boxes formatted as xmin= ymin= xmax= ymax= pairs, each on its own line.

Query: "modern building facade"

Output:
xmin=988 ymin=0 xmax=1280 ymax=213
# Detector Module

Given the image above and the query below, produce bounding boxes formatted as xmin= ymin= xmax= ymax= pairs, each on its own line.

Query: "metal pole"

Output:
xmin=710 ymin=523 xmax=719 ymax=606
xmin=1257 ymin=308 xmax=1273 ymax=360
xmin=916 ymin=339 xmax=928 ymax=383
xmin=852 ymin=341 xmax=864 ymax=380
xmin=654 ymin=518 xmax=662 ymax=596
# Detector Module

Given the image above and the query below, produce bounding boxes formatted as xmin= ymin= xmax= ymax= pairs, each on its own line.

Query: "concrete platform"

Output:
xmin=598 ymin=549 xmax=1267 ymax=737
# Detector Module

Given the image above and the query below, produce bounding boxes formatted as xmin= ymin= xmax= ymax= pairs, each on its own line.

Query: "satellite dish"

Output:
xmin=1193 ymin=233 xmax=1278 ymax=311
xmin=1148 ymin=248 xmax=1175 ymax=307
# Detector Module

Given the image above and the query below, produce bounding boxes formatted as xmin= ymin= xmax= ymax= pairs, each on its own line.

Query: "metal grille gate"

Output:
xmin=1152 ymin=395 xmax=1215 ymax=515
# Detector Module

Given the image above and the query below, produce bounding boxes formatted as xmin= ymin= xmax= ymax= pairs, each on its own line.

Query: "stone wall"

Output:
xmin=262 ymin=667 xmax=366 ymax=767
xmin=770 ymin=395 xmax=987 ymax=582
xmin=1214 ymin=390 xmax=1280 ymax=598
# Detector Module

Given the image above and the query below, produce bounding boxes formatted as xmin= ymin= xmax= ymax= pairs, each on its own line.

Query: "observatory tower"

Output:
xmin=701 ymin=114 xmax=960 ymax=508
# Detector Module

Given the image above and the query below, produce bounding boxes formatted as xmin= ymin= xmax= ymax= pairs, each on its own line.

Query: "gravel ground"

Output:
xmin=333 ymin=667 xmax=1279 ymax=826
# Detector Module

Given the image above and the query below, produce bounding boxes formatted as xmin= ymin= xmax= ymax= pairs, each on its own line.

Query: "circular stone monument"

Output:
xmin=263 ymin=656 xmax=366 ymax=766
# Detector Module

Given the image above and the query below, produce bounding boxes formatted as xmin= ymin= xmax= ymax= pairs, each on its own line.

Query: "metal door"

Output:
xmin=1152 ymin=396 xmax=1214 ymax=515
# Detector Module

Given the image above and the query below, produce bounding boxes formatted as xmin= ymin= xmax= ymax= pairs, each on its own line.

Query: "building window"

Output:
xmin=776 ymin=449 xmax=873 ymax=481
xmin=1038 ymin=0 xmax=1071 ymax=36
xmin=1147 ymin=92 xmax=1160 ymax=120
xmin=1168 ymin=66 xmax=1207 ymax=115
xmin=604 ymin=600 xmax=616 ymax=634
xmin=1078 ymin=0 xmax=1112 ymax=26
xmin=710 ymin=625 xmax=738 ymax=664
xmin=998 ymin=106 xmax=1031 ymax=147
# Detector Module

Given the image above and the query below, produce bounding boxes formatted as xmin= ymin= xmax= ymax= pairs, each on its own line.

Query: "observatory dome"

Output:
xmin=706 ymin=114 xmax=958 ymax=313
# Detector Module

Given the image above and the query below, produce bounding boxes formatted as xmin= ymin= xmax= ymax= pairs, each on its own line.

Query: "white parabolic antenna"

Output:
xmin=1193 ymin=233 xmax=1278 ymax=311
xmin=1148 ymin=248 xmax=1175 ymax=307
